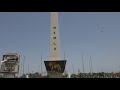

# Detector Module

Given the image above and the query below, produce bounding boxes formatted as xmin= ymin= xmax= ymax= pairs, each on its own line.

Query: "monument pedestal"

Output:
xmin=44 ymin=60 xmax=66 ymax=78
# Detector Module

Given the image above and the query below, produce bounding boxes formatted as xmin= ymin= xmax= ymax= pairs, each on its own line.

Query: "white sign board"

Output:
xmin=0 ymin=54 xmax=20 ymax=73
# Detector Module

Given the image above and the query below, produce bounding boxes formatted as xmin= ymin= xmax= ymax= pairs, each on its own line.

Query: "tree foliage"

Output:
xmin=19 ymin=72 xmax=120 ymax=78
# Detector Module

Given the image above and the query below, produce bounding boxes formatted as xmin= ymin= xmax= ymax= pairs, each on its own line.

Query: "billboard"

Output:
xmin=44 ymin=60 xmax=66 ymax=73
xmin=0 ymin=53 xmax=20 ymax=73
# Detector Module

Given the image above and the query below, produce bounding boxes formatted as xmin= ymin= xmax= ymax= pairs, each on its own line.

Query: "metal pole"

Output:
xmin=18 ymin=55 xmax=20 ymax=78
xmin=28 ymin=63 xmax=29 ymax=74
xmin=38 ymin=65 xmax=40 ymax=73
xmin=41 ymin=52 xmax=42 ymax=75
xmin=23 ymin=56 xmax=25 ymax=75
xmin=89 ymin=56 xmax=92 ymax=73
xmin=82 ymin=52 xmax=85 ymax=73
xmin=64 ymin=52 xmax=66 ymax=60
xmin=20 ymin=59 xmax=22 ymax=77
xmin=72 ymin=64 xmax=74 ymax=74
xmin=78 ymin=68 xmax=80 ymax=74
xmin=90 ymin=56 xmax=93 ymax=73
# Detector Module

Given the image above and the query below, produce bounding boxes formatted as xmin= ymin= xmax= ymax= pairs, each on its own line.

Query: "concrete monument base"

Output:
xmin=44 ymin=60 xmax=66 ymax=78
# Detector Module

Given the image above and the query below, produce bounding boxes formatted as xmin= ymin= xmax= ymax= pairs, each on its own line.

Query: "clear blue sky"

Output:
xmin=0 ymin=12 xmax=120 ymax=75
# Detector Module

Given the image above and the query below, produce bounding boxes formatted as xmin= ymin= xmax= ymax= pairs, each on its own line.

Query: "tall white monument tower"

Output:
xmin=50 ymin=12 xmax=61 ymax=61
xmin=44 ymin=12 xmax=66 ymax=78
